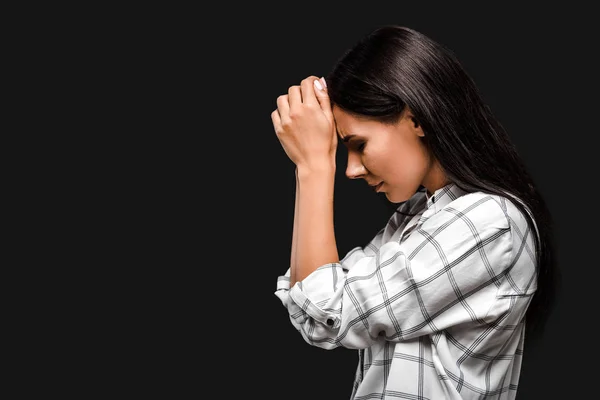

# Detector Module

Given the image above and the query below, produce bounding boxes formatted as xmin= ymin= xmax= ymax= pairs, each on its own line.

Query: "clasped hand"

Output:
xmin=271 ymin=76 xmax=337 ymax=170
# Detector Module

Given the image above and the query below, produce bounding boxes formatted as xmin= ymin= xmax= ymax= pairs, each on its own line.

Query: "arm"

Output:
xmin=271 ymin=75 xmax=339 ymax=287
xmin=290 ymin=168 xmax=299 ymax=286
xmin=290 ymin=162 xmax=339 ymax=287
xmin=278 ymin=194 xmax=537 ymax=350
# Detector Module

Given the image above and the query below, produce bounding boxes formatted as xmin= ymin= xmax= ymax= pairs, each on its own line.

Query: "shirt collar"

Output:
xmin=424 ymin=182 xmax=469 ymax=212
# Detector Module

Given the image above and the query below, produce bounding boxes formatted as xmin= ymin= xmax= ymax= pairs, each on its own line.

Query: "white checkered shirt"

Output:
xmin=275 ymin=183 xmax=537 ymax=399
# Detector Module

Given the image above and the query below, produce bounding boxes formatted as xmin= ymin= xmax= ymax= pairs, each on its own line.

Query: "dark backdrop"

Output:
xmin=115 ymin=4 xmax=597 ymax=399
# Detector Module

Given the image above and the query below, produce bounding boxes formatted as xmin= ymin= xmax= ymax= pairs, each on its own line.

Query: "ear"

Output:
xmin=403 ymin=108 xmax=424 ymax=137
xmin=410 ymin=116 xmax=425 ymax=137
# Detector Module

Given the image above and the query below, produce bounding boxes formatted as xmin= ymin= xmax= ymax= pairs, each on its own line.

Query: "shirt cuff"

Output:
xmin=274 ymin=264 xmax=344 ymax=330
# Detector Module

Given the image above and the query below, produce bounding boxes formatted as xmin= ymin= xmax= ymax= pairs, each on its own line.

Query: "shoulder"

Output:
xmin=439 ymin=190 xmax=539 ymax=294
xmin=430 ymin=190 xmax=537 ymax=266
xmin=444 ymin=191 xmax=532 ymax=234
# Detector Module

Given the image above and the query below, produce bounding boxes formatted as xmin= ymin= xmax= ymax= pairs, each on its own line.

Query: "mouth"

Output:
xmin=369 ymin=182 xmax=384 ymax=192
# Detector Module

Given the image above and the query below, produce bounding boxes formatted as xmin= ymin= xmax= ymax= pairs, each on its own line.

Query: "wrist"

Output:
xmin=296 ymin=160 xmax=336 ymax=180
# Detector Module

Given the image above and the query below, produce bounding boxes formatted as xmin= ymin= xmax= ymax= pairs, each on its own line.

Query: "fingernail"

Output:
xmin=320 ymin=77 xmax=327 ymax=88
xmin=314 ymin=79 xmax=323 ymax=91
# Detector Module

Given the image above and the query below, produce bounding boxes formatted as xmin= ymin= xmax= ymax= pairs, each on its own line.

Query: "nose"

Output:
xmin=346 ymin=152 xmax=365 ymax=179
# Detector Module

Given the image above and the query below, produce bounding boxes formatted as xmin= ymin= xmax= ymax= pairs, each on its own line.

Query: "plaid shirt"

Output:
xmin=275 ymin=183 xmax=537 ymax=399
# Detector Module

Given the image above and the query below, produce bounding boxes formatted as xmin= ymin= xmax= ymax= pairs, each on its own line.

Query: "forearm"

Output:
xmin=291 ymin=163 xmax=339 ymax=287
xmin=290 ymin=170 xmax=299 ymax=285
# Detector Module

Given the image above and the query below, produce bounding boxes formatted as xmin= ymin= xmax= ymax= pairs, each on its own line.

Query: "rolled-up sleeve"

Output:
xmin=275 ymin=196 xmax=537 ymax=351
xmin=274 ymin=245 xmax=371 ymax=349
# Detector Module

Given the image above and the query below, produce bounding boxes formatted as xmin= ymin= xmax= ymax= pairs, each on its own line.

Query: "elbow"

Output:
xmin=299 ymin=328 xmax=341 ymax=350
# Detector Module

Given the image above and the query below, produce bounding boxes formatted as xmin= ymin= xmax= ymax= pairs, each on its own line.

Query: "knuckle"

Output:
xmin=281 ymin=119 xmax=292 ymax=130
xmin=288 ymin=109 xmax=303 ymax=120
xmin=302 ymin=75 xmax=318 ymax=84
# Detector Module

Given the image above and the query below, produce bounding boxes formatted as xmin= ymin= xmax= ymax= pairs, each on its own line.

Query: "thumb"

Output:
xmin=313 ymin=77 xmax=333 ymax=118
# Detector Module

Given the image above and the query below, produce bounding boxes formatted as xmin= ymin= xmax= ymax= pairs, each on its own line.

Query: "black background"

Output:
xmin=113 ymin=4 xmax=598 ymax=399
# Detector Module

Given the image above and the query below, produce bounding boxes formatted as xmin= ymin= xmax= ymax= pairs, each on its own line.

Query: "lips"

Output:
xmin=370 ymin=182 xmax=383 ymax=192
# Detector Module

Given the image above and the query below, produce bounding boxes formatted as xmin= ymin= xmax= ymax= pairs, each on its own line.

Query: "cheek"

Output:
xmin=362 ymin=153 xmax=386 ymax=176
xmin=382 ymin=142 xmax=429 ymax=181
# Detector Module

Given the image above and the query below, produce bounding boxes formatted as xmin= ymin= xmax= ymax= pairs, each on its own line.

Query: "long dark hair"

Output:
xmin=326 ymin=25 xmax=558 ymax=339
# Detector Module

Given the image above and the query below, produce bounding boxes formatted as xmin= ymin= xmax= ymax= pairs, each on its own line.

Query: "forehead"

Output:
xmin=333 ymin=107 xmax=367 ymax=136
xmin=333 ymin=106 xmax=385 ymax=140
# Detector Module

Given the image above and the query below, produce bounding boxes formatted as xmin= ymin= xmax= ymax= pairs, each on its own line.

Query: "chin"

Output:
xmin=384 ymin=188 xmax=418 ymax=204
xmin=384 ymin=192 xmax=409 ymax=204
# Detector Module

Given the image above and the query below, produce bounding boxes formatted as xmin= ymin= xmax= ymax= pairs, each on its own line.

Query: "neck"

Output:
xmin=423 ymin=159 xmax=449 ymax=197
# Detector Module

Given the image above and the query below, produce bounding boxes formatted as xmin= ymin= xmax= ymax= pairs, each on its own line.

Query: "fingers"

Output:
xmin=271 ymin=108 xmax=281 ymax=132
xmin=300 ymin=77 xmax=319 ymax=106
xmin=280 ymin=76 xmax=327 ymax=108
xmin=272 ymin=94 xmax=287 ymax=135
xmin=288 ymin=76 xmax=324 ymax=108
xmin=288 ymin=85 xmax=302 ymax=109
xmin=274 ymin=76 xmax=331 ymax=129
xmin=312 ymin=77 xmax=332 ymax=118
xmin=276 ymin=93 xmax=290 ymax=118
xmin=281 ymin=85 xmax=305 ymax=117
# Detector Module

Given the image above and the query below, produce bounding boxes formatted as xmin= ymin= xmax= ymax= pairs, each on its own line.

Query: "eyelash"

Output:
xmin=357 ymin=143 xmax=365 ymax=151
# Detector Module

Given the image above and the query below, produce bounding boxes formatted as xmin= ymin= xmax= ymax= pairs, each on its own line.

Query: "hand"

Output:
xmin=271 ymin=76 xmax=337 ymax=170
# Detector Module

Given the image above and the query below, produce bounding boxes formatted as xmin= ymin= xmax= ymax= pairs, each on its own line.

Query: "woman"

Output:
xmin=271 ymin=25 xmax=557 ymax=400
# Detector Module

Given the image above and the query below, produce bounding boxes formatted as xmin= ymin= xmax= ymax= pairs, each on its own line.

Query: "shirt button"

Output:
xmin=326 ymin=318 xmax=334 ymax=326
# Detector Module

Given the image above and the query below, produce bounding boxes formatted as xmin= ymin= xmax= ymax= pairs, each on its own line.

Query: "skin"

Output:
xmin=271 ymin=75 xmax=448 ymax=287
xmin=333 ymin=106 xmax=449 ymax=202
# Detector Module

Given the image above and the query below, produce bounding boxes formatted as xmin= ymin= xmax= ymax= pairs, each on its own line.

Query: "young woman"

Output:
xmin=271 ymin=25 xmax=557 ymax=400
